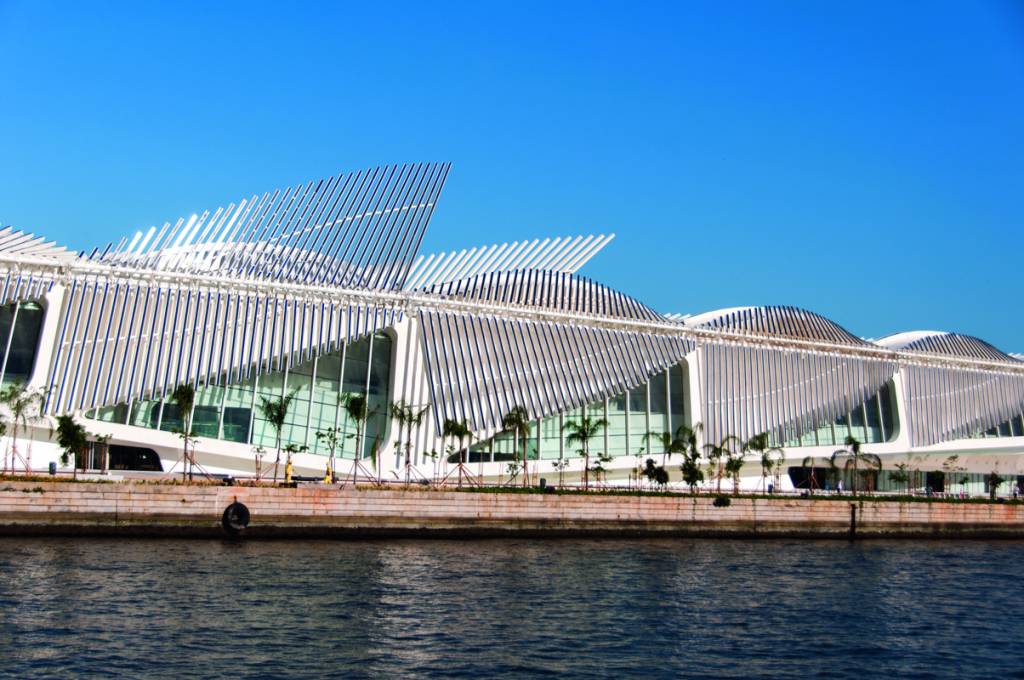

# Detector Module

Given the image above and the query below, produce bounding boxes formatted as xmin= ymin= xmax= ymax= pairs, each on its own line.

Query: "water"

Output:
xmin=0 ymin=538 xmax=1021 ymax=679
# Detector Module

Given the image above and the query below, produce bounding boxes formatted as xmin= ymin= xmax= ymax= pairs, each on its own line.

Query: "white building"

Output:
xmin=1 ymin=163 xmax=1022 ymax=495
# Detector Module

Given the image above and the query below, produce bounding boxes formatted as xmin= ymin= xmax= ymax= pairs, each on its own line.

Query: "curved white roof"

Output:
xmin=876 ymin=330 xmax=1012 ymax=362
xmin=685 ymin=305 xmax=866 ymax=346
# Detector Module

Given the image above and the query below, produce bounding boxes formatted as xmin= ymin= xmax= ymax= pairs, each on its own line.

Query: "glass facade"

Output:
xmin=0 ymin=301 xmax=45 ymax=385
xmin=87 ymin=333 xmax=393 ymax=459
xmin=789 ymin=467 xmax=1024 ymax=498
xmin=467 ymin=362 xmax=690 ymax=463
xmin=776 ymin=381 xmax=899 ymax=448
xmin=977 ymin=413 xmax=1024 ymax=439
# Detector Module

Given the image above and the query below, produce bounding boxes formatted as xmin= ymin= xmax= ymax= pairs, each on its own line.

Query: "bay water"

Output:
xmin=1 ymin=538 xmax=1020 ymax=678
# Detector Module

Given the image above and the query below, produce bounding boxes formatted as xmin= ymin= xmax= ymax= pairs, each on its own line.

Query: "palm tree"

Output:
xmin=0 ymin=382 xmax=47 ymax=473
xmin=340 ymin=393 xmax=376 ymax=483
xmin=54 ymin=415 xmax=88 ymax=480
xmin=171 ymin=384 xmax=196 ymax=482
xmin=673 ymin=423 xmax=704 ymax=494
xmin=644 ymin=430 xmax=682 ymax=467
xmin=745 ymin=433 xmax=785 ymax=493
xmin=831 ymin=436 xmax=882 ymax=496
xmin=368 ymin=435 xmax=384 ymax=484
xmin=257 ymin=390 xmax=297 ymax=483
xmin=675 ymin=423 xmax=702 ymax=459
xmin=502 ymin=406 xmax=534 ymax=488
xmin=562 ymin=415 xmax=608 ymax=490
xmin=442 ymin=418 xmax=473 ymax=487
xmin=800 ymin=455 xmax=819 ymax=492
xmin=723 ymin=447 xmax=747 ymax=495
xmin=390 ymin=400 xmax=429 ymax=484
xmin=703 ymin=435 xmax=739 ymax=494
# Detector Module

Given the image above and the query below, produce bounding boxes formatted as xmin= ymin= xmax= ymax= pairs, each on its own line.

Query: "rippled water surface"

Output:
xmin=1 ymin=538 xmax=1021 ymax=678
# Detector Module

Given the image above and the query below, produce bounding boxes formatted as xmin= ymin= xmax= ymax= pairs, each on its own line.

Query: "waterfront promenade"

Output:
xmin=2 ymin=480 xmax=1023 ymax=539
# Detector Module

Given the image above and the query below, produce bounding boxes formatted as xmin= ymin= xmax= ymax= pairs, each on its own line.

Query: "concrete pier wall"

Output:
xmin=1 ymin=481 xmax=1023 ymax=538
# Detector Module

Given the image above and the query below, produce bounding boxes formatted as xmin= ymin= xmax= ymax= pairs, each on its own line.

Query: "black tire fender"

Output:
xmin=222 ymin=501 xmax=251 ymax=534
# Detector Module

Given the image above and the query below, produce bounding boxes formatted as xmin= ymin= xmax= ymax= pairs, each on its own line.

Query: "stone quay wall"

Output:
xmin=1 ymin=481 xmax=1023 ymax=538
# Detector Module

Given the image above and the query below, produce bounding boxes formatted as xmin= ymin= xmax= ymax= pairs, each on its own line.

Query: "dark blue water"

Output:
xmin=0 ymin=538 xmax=1021 ymax=679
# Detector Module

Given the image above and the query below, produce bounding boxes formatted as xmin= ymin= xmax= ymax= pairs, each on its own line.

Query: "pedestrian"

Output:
xmin=837 ymin=479 xmax=844 ymax=495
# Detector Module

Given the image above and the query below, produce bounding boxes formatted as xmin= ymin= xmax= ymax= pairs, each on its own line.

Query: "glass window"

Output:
xmin=193 ymin=385 xmax=223 ymax=438
xmin=363 ymin=334 xmax=393 ymax=460
xmin=131 ymin=399 xmax=161 ymax=429
xmin=340 ymin=338 xmax=371 ymax=458
xmin=627 ymin=385 xmax=647 ymax=454
xmin=648 ymin=371 xmax=670 ymax=442
xmin=606 ymin=394 xmax=628 ymax=458
xmin=1 ymin=302 xmax=45 ymax=384
xmin=222 ymin=377 xmax=255 ymax=444
xmin=880 ymin=382 xmax=897 ymax=442
xmin=252 ymin=369 xmax=286 ymax=448
xmin=669 ymin=364 xmax=687 ymax=435
xmin=864 ymin=394 xmax=883 ymax=443
xmin=94 ymin=403 xmax=129 ymax=424
xmin=310 ymin=354 xmax=342 ymax=455
xmin=849 ymin=402 xmax=868 ymax=442
xmin=540 ymin=413 xmax=563 ymax=460
xmin=159 ymin=399 xmax=183 ymax=433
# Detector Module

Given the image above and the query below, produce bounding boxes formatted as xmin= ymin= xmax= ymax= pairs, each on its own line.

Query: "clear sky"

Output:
xmin=1 ymin=1 xmax=1022 ymax=349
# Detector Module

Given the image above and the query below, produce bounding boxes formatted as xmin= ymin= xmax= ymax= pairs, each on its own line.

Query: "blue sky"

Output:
xmin=1 ymin=1 xmax=1022 ymax=348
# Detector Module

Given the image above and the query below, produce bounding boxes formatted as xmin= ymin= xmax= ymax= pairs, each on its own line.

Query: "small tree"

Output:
xmin=252 ymin=445 xmax=266 ymax=481
xmin=591 ymin=452 xmax=613 ymax=485
xmin=679 ymin=450 xmax=705 ymax=494
xmin=986 ymin=470 xmax=1004 ymax=500
xmin=315 ymin=427 xmax=344 ymax=482
xmin=171 ymin=384 xmax=196 ymax=483
xmin=258 ymin=390 xmax=298 ymax=483
xmin=552 ymin=458 xmax=570 ymax=487
xmin=283 ymin=443 xmax=307 ymax=481
xmin=888 ymin=462 xmax=910 ymax=495
xmin=563 ymin=415 xmax=608 ymax=490
xmin=641 ymin=458 xmax=670 ymax=488
xmin=943 ymin=455 xmax=966 ymax=497
xmin=427 ymin=449 xmax=439 ymax=482
xmin=502 ymin=406 xmax=534 ymax=488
